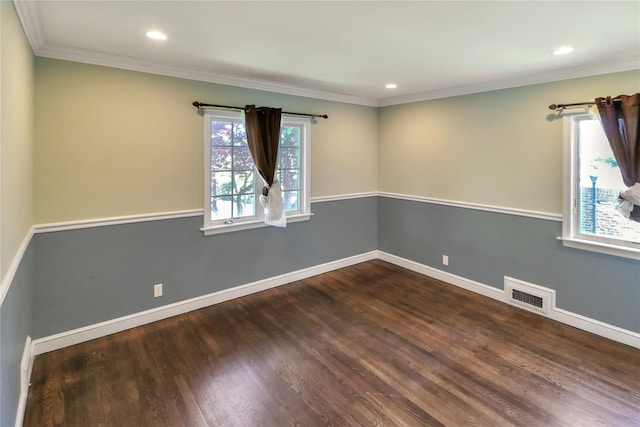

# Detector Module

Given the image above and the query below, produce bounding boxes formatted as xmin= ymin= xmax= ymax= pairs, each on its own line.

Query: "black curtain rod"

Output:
xmin=192 ymin=101 xmax=328 ymax=119
xmin=548 ymin=98 xmax=622 ymax=111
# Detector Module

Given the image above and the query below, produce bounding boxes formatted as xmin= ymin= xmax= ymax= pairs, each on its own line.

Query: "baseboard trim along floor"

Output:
xmin=19 ymin=250 xmax=639 ymax=426
xmin=31 ymin=250 xmax=640 ymax=358
xmin=31 ymin=251 xmax=379 ymax=355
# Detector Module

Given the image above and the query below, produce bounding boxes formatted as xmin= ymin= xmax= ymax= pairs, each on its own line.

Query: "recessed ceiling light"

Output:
xmin=385 ymin=83 xmax=398 ymax=89
xmin=146 ymin=31 xmax=167 ymax=41
xmin=552 ymin=46 xmax=574 ymax=55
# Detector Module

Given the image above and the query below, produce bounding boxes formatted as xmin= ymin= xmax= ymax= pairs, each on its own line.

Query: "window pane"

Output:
xmin=206 ymin=113 xmax=309 ymax=229
xmin=279 ymin=147 xmax=300 ymax=169
xmin=233 ymin=171 xmax=254 ymax=195
xmin=209 ymin=117 xmax=258 ymax=222
xmin=282 ymin=191 xmax=299 ymax=212
xmin=211 ymin=147 xmax=231 ymax=171
xmin=232 ymin=123 xmax=248 ymax=146
xmin=211 ymin=195 xmax=232 ymax=220
xmin=577 ymin=119 xmax=640 ymax=243
xmin=232 ymin=194 xmax=255 ymax=218
xmin=280 ymin=126 xmax=301 ymax=147
xmin=211 ymin=122 xmax=233 ymax=146
xmin=233 ymin=147 xmax=254 ymax=171
xmin=279 ymin=169 xmax=299 ymax=191
xmin=211 ymin=171 xmax=232 ymax=196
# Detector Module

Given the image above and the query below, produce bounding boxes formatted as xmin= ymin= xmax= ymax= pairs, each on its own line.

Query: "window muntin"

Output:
xmin=203 ymin=109 xmax=310 ymax=233
xmin=209 ymin=117 xmax=256 ymax=221
xmin=562 ymin=111 xmax=640 ymax=258
xmin=278 ymin=124 xmax=303 ymax=213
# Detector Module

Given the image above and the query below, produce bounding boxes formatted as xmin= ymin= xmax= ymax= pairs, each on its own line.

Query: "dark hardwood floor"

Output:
xmin=24 ymin=260 xmax=640 ymax=426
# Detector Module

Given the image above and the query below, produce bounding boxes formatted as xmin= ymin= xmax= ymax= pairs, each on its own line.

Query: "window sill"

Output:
xmin=201 ymin=213 xmax=313 ymax=236
xmin=557 ymin=236 xmax=640 ymax=261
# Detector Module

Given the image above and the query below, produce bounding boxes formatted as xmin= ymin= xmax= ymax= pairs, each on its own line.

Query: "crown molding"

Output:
xmin=12 ymin=0 xmax=43 ymax=53
xmin=35 ymin=45 xmax=379 ymax=107
xmin=32 ymin=44 xmax=640 ymax=110
xmin=379 ymin=56 xmax=640 ymax=107
xmin=13 ymin=0 xmax=378 ymax=108
xmin=14 ymin=0 xmax=639 ymax=109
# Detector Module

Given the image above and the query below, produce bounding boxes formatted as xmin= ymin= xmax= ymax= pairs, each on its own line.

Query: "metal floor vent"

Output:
xmin=504 ymin=277 xmax=555 ymax=315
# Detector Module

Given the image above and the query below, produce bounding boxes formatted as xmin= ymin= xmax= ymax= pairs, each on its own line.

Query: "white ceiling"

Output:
xmin=14 ymin=1 xmax=640 ymax=106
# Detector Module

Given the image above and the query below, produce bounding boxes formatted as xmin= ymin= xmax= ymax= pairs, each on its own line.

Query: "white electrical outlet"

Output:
xmin=154 ymin=283 xmax=163 ymax=297
xmin=442 ymin=255 xmax=449 ymax=266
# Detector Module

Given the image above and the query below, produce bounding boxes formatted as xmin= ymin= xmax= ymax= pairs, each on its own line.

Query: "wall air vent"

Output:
xmin=512 ymin=289 xmax=543 ymax=309
xmin=504 ymin=277 xmax=555 ymax=315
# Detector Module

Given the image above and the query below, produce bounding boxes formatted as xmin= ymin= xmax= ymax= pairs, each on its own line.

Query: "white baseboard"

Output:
xmin=32 ymin=251 xmax=378 ymax=355
xmin=377 ymin=251 xmax=506 ymax=302
xmin=32 ymin=249 xmax=639 ymax=357
xmin=15 ymin=336 xmax=34 ymax=427
xmin=548 ymin=308 xmax=640 ymax=349
xmin=378 ymin=251 xmax=640 ymax=349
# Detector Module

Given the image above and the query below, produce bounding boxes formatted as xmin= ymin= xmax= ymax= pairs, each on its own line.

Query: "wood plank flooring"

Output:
xmin=23 ymin=260 xmax=640 ymax=426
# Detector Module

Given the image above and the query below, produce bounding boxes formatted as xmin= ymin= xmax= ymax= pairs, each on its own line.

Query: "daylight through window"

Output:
xmin=203 ymin=109 xmax=311 ymax=234
xmin=561 ymin=111 xmax=640 ymax=259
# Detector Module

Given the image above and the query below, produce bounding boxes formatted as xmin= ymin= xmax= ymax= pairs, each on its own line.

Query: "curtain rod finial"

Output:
xmin=548 ymin=104 xmax=558 ymax=110
xmin=192 ymin=101 xmax=201 ymax=108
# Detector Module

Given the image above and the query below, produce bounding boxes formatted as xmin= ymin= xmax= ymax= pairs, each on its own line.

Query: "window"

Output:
xmin=561 ymin=111 xmax=640 ymax=259
xmin=203 ymin=109 xmax=311 ymax=234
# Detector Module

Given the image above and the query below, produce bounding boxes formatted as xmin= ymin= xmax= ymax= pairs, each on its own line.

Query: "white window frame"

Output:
xmin=202 ymin=109 xmax=311 ymax=235
xmin=559 ymin=110 xmax=640 ymax=260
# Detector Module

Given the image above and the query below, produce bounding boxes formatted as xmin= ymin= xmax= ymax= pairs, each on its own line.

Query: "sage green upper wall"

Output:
xmin=35 ymin=58 xmax=378 ymax=224
xmin=31 ymin=56 xmax=640 ymax=222
xmin=1 ymin=0 xmax=34 ymax=279
xmin=378 ymin=71 xmax=640 ymax=214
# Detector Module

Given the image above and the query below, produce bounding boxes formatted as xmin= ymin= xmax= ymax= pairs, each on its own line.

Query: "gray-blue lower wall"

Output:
xmin=27 ymin=195 xmax=640 ymax=338
xmin=377 ymin=196 xmax=640 ymax=333
xmin=0 ymin=243 xmax=34 ymax=427
xmin=33 ymin=198 xmax=378 ymax=338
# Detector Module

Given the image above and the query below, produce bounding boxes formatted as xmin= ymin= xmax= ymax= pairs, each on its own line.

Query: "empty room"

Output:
xmin=1 ymin=1 xmax=639 ymax=426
